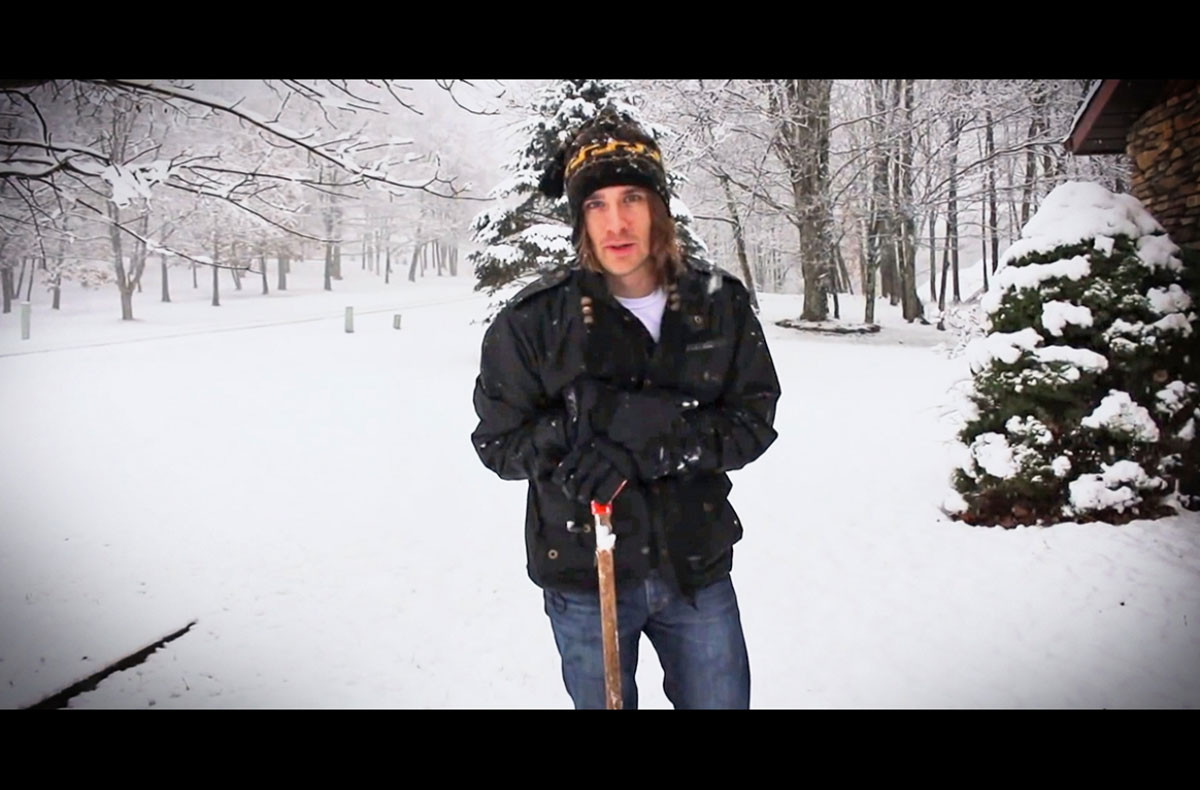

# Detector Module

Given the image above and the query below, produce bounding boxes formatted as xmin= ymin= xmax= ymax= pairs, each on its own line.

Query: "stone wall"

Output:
xmin=1127 ymin=83 xmax=1200 ymax=249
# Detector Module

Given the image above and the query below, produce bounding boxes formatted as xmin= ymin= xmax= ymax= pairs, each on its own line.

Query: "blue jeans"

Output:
xmin=543 ymin=571 xmax=750 ymax=709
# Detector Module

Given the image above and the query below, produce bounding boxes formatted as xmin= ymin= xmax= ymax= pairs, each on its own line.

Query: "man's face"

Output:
xmin=582 ymin=185 xmax=653 ymax=281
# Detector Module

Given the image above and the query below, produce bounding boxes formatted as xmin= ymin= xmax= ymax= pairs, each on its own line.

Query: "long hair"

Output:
xmin=576 ymin=191 xmax=684 ymax=285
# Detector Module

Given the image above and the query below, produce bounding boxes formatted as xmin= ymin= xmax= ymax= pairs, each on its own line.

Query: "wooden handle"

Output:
xmin=596 ymin=538 xmax=622 ymax=710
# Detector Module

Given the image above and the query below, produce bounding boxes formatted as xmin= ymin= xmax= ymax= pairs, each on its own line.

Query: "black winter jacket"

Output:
xmin=471 ymin=258 xmax=781 ymax=596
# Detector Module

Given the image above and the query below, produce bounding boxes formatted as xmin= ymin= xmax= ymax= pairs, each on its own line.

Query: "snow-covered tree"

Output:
xmin=946 ymin=181 xmax=1198 ymax=526
xmin=468 ymin=79 xmax=710 ymax=303
xmin=1 ymin=80 xmax=473 ymax=318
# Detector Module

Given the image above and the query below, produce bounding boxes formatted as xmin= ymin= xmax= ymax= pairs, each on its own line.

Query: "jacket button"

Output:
xmin=547 ymin=549 xmax=559 ymax=560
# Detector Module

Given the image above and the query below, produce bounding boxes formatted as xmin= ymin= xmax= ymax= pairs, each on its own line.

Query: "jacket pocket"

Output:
xmin=663 ymin=473 xmax=738 ymax=562
xmin=681 ymin=336 xmax=731 ymax=399
xmin=531 ymin=482 xmax=596 ymax=582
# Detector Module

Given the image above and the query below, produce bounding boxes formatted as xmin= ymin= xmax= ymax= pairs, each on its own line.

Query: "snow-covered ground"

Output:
xmin=2 ymin=258 xmax=1197 ymax=708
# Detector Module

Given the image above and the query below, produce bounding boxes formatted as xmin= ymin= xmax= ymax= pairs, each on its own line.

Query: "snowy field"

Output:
xmin=1 ymin=257 xmax=1197 ymax=709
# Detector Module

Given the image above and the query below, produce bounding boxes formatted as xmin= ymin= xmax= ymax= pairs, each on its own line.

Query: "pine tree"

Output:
xmin=469 ymin=79 xmax=709 ymax=307
xmin=947 ymin=181 xmax=1198 ymax=527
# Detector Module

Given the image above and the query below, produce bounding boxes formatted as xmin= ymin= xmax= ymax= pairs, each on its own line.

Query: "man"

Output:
xmin=470 ymin=109 xmax=781 ymax=709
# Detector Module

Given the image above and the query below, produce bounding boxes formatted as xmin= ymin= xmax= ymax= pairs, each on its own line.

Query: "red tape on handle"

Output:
xmin=591 ymin=479 xmax=628 ymax=516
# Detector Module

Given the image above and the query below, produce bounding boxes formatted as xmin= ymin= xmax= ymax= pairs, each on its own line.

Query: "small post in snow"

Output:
xmin=21 ymin=302 xmax=31 ymax=340
xmin=393 ymin=314 xmax=402 ymax=330
xmin=345 ymin=306 xmax=354 ymax=333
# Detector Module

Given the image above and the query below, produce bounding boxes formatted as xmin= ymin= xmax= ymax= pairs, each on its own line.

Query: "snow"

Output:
xmin=962 ymin=327 xmax=1106 ymax=375
xmin=595 ymin=524 xmax=616 ymax=552
xmin=1069 ymin=461 xmax=1162 ymax=515
xmin=1 ymin=264 xmax=1198 ymax=709
xmin=1032 ymin=345 xmax=1108 ymax=372
xmin=1006 ymin=416 xmax=1053 ymax=446
xmin=1147 ymin=284 xmax=1192 ymax=316
xmin=964 ymin=328 xmax=1041 ymax=373
xmin=981 ymin=256 xmax=1091 ymax=316
xmin=1067 ymin=81 xmax=1103 ymax=147
xmin=1041 ymin=301 xmax=1093 ymax=336
xmin=1000 ymin=181 xmax=1164 ymax=268
xmin=516 ymin=223 xmax=573 ymax=254
xmin=1052 ymin=456 xmax=1072 ymax=478
xmin=1138 ymin=234 xmax=1184 ymax=273
xmin=969 ymin=433 xmax=1018 ymax=479
xmin=100 ymin=161 xmax=174 ymax=207
xmin=1081 ymin=391 xmax=1161 ymax=443
xmin=1155 ymin=381 xmax=1193 ymax=417
xmin=1152 ymin=313 xmax=1193 ymax=337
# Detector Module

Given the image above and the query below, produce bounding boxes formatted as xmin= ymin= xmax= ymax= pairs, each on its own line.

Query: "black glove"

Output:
xmin=562 ymin=376 xmax=619 ymax=445
xmin=551 ymin=436 xmax=637 ymax=505
xmin=606 ymin=388 xmax=698 ymax=452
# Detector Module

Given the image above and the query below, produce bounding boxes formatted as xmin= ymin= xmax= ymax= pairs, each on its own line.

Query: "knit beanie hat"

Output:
xmin=539 ymin=108 xmax=672 ymax=243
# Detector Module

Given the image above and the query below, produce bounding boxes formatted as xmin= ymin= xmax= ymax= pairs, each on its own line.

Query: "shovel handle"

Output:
xmin=591 ymin=481 xmax=626 ymax=710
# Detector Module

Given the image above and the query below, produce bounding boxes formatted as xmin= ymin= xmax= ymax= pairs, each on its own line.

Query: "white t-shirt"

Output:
xmin=614 ymin=287 xmax=667 ymax=342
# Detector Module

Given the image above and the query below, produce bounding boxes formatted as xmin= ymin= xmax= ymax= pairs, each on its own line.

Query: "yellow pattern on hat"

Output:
xmin=565 ymin=139 xmax=662 ymax=179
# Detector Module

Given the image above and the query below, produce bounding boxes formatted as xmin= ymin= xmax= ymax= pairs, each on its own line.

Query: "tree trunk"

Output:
xmin=896 ymin=79 xmax=922 ymax=322
xmin=928 ymin=209 xmax=938 ymax=302
xmin=864 ymin=243 xmax=878 ymax=326
xmin=1020 ymin=114 xmax=1038 ymax=229
xmin=16 ymin=258 xmax=26 ymax=300
xmin=261 ymin=249 xmax=269 ymax=295
xmin=108 ymin=203 xmax=134 ymax=321
xmin=866 ymin=79 xmax=890 ymax=326
xmin=161 ymin=253 xmax=171 ymax=303
xmin=229 ymin=242 xmax=243 ymax=291
xmin=385 ymin=246 xmax=392 ymax=285
xmin=1035 ymin=82 xmax=1057 ymax=187
xmin=2 ymin=265 xmax=13 ymax=314
xmin=875 ymin=86 xmax=898 ymax=305
xmin=278 ymin=253 xmax=289 ymax=291
xmin=324 ymin=240 xmax=333 ymax=291
xmin=192 ymin=260 xmax=198 ymax=289
xmin=130 ymin=211 xmax=150 ymax=297
xmin=409 ymin=242 xmax=421 ymax=282
xmin=938 ymin=219 xmax=952 ymax=314
xmin=52 ymin=216 xmax=68 ymax=310
xmin=768 ymin=79 xmax=833 ymax=321
xmin=449 ymin=245 xmax=458 ymax=277
xmin=25 ymin=259 xmax=37 ymax=302
xmin=330 ymin=198 xmax=343 ymax=280
xmin=981 ymin=199 xmax=989 ymax=294
xmin=835 ymin=243 xmax=853 ymax=295
xmin=986 ymin=107 xmax=1000 ymax=273
xmin=212 ymin=230 xmax=221 ymax=307
xmin=720 ymin=175 xmax=759 ymax=312
xmin=947 ymin=115 xmax=962 ymax=304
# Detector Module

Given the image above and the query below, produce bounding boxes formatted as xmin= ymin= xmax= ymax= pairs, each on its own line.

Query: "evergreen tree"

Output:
xmin=948 ymin=181 xmax=1198 ymax=526
xmin=469 ymin=79 xmax=709 ymax=306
